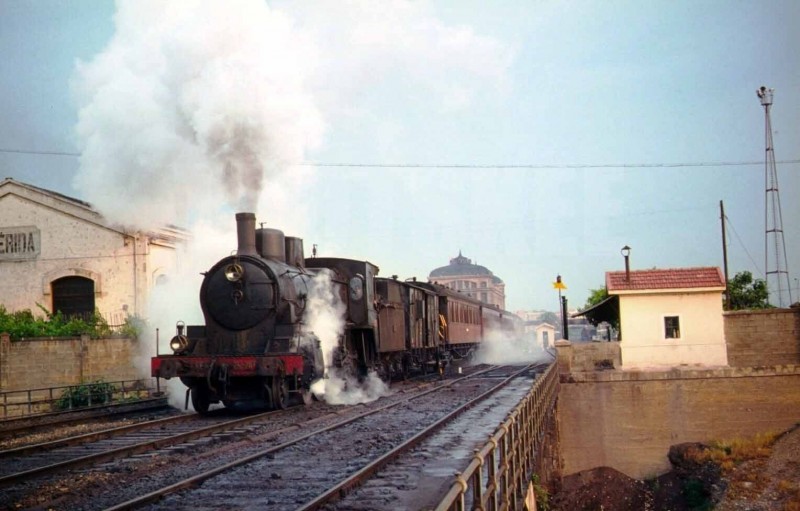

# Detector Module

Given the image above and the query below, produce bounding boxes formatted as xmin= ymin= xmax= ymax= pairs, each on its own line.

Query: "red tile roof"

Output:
xmin=606 ymin=267 xmax=725 ymax=293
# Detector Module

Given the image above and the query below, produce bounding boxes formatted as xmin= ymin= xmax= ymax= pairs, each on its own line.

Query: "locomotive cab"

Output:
xmin=305 ymin=257 xmax=380 ymax=379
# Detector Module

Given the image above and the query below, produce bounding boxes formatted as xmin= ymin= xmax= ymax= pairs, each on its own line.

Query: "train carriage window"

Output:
xmin=52 ymin=276 xmax=95 ymax=319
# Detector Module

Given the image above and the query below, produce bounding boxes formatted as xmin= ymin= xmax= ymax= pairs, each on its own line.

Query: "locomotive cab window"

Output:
xmin=664 ymin=316 xmax=680 ymax=339
xmin=51 ymin=276 xmax=95 ymax=319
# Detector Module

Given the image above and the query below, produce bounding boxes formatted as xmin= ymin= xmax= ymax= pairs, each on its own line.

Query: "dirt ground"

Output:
xmin=551 ymin=425 xmax=800 ymax=511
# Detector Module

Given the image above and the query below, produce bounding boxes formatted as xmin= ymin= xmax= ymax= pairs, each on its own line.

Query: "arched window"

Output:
xmin=51 ymin=276 xmax=95 ymax=319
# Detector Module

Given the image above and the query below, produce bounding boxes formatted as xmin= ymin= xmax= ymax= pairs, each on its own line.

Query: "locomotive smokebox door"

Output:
xmin=203 ymin=259 xmax=275 ymax=330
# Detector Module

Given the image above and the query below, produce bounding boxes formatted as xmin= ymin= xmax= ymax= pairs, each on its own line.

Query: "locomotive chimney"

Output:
xmin=235 ymin=212 xmax=258 ymax=256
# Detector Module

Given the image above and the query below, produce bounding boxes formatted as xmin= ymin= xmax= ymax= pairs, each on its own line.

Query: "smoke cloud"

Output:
xmin=72 ymin=1 xmax=512 ymax=233
xmin=73 ymin=0 xmax=323 ymax=230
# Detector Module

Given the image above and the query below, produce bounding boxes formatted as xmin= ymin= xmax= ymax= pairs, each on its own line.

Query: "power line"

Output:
xmin=0 ymin=148 xmax=81 ymax=157
xmin=2 ymin=147 xmax=800 ymax=169
xmin=303 ymin=160 xmax=800 ymax=169
xmin=724 ymin=214 xmax=763 ymax=278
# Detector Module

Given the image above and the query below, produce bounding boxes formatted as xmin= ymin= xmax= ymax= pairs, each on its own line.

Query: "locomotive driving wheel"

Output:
xmin=271 ymin=377 xmax=289 ymax=410
xmin=191 ymin=386 xmax=211 ymax=415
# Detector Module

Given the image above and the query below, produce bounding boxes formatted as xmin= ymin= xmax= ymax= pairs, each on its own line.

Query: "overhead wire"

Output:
xmin=724 ymin=214 xmax=764 ymax=278
xmin=1 ymin=147 xmax=800 ymax=169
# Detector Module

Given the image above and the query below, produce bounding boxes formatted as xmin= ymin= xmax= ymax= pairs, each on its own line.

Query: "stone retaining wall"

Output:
xmin=557 ymin=365 xmax=800 ymax=479
xmin=0 ymin=333 xmax=139 ymax=391
xmin=724 ymin=308 xmax=799 ymax=367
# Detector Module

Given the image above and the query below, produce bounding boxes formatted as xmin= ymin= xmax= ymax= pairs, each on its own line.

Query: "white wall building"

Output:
xmin=607 ymin=267 xmax=728 ymax=368
xmin=0 ymin=178 xmax=187 ymax=324
xmin=534 ymin=322 xmax=556 ymax=350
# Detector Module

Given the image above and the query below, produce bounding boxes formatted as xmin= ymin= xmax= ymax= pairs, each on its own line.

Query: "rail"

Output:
xmin=435 ymin=361 xmax=559 ymax=511
xmin=0 ymin=378 xmax=156 ymax=419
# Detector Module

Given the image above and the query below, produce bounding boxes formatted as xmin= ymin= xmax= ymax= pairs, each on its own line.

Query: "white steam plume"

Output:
xmin=304 ymin=270 xmax=390 ymax=405
xmin=133 ymin=222 xmax=236 ymax=411
xmin=303 ymin=269 xmax=346 ymax=364
xmin=474 ymin=327 xmax=549 ymax=366
xmin=72 ymin=0 xmax=323 ymax=231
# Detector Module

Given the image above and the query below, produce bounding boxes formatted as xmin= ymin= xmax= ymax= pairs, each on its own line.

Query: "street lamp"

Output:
xmin=621 ymin=245 xmax=631 ymax=281
xmin=553 ymin=274 xmax=568 ymax=340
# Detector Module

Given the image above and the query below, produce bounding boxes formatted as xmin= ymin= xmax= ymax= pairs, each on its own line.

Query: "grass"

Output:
xmin=684 ymin=429 xmax=800 ymax=510
xmin=685 ymin=431 xmax=779 ymax=471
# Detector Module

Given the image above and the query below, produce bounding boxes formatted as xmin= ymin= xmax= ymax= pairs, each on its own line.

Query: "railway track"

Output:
xmin=0 ymin=397 xmax=170 ymax=440
xmin=1 ymin=364 xmax=541 ymax=510
xmin=0 ymin=406 xmax=288 ymax=487
xmin=113 ymin=364 xmax=537 ymax=510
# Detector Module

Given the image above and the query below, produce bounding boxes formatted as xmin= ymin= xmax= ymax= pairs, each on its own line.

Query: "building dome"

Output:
xmin=429 ymin=251 xmax=503 ymax=284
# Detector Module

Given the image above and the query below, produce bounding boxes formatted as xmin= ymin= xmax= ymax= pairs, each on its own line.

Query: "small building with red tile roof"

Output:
xmin=606 ymin=267 xmax=728 ymax=368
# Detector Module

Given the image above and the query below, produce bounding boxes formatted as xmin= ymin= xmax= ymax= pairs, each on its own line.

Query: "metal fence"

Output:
xmin=435 ymin=362 xmax=560 ymax=511
xmin=0 ymin=379 xmax=155 ymax=418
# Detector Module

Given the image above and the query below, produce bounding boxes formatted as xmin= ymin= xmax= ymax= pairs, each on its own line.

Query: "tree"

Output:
xmin=584 ymin=287 xmax=609 ymax=309
xmin=540 ymin=310 xmax=560 ymax=326
xmin=727 ymin=271 xmax=770 ymax=310
xmin=582 ymin=286 xmax=619 ymax=331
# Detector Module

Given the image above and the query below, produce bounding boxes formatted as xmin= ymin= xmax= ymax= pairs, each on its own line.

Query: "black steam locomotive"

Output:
xmin=151 ymin=212 xmax=520 ymax=414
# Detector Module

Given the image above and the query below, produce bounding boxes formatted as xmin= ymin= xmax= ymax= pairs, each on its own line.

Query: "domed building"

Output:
xmin=428 ymin=251 xmax=506 ymax=309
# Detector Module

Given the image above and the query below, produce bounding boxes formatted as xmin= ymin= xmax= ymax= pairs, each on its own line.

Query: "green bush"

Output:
xmin=56 ymin=380 xmax=117 ymax=410
xmin=0 ymin=304 xmax=144 ymax=340
xmin=119 ymin=314 xmax=145 ymax=338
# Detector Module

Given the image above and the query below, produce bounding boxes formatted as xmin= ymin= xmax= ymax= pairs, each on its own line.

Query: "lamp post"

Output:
xmin=621 ymin=245 xmax=631 ymax=281
xmin=553 ymin=275 xmax=568 ymax=340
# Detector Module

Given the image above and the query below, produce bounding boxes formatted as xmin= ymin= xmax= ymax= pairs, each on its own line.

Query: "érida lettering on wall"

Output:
xmin=0 ymin=226 xmax=41 ymax=261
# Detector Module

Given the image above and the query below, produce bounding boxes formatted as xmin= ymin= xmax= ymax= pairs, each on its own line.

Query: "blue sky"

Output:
xmin=1 ymin=0 xmax=798 ymax=312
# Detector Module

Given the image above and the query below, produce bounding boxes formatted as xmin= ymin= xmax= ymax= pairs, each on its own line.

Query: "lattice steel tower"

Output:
xmin=757 ymin=86 xmax=792 ymax=307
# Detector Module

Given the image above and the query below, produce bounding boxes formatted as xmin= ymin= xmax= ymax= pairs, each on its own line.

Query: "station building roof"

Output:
xmin=606 ymin=267 xmax=725 ymax=294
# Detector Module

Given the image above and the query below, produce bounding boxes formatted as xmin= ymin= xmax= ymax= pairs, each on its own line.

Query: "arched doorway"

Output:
xmin=51 ymin=276 xmax=95 ymax=319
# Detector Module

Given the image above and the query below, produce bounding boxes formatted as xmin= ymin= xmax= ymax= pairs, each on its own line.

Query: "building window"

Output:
xmin=664 ymin=316 xmax=680 ymax=339
xmin=52 ymin=276 xmax=95 ymax=319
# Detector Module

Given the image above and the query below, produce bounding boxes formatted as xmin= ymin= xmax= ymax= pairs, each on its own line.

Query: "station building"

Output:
xmin=0 ymin=178 xmax=187 ymax=325
xmin=428 ymin=251 xmax=506 ymax=309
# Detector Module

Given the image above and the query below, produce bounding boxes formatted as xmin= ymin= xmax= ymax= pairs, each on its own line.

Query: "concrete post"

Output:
xmin=554 ymin=340 xmax=573 ymax=376
xmin=0 ymin=332 xmax=9 ymax=390
xmin=79 ymin=334 xmax=90 ymax=381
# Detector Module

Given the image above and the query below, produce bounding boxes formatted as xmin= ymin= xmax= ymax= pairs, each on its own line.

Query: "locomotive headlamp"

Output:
xmin=224 ymin=263 xmax=244 ymax=282
xmin=170 ymin=334 xmax=189 ymax=353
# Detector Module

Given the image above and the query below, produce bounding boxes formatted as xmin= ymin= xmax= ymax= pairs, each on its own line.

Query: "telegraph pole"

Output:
xmin=720 ymin=200 xmax=730 ymax=309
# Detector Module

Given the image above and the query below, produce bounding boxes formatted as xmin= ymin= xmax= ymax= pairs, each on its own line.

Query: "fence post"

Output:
xmin=554 ymin=340 xmax=572 ymax=375
xmin=79 ymin=334 xmax=90 ymax=382
xmin=0 ymin=332 xmax=9 ymax=392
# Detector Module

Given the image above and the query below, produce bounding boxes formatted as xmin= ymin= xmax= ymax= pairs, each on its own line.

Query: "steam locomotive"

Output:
xmin=151 ymin=212 xmax=521 ymax=414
